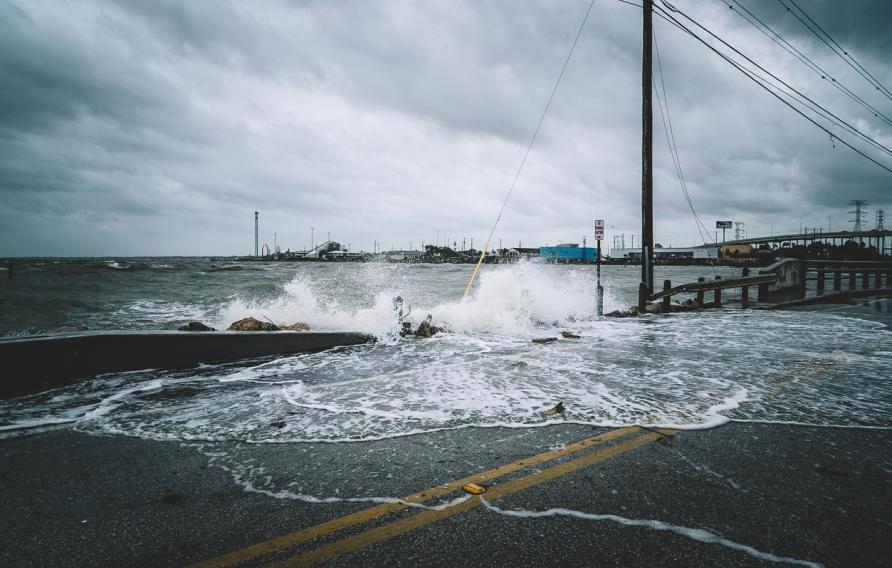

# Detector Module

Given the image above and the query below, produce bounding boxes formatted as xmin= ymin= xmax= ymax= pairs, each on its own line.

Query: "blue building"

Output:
xmin=539 ymin=243 xmax=598 ymax=262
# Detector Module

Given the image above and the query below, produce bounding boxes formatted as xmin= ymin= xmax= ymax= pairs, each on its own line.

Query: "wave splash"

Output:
xmin=214 ymin=263 xmax=610 ymax=339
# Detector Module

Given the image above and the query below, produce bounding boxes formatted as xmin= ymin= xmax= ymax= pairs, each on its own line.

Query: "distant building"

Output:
xmin=305 ymin=241 xmax=342 ymax=259
xmin=384 ymin=250 xmax=423 ymax=262
xmin=612 ymin=246 xmax=720 ymax=262
xmin=539 ymin=243 xmax=597 ymax=262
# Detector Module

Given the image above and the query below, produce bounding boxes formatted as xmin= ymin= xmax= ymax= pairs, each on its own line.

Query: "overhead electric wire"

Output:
xmin=462 ymin=0 xmax=597 ymax=298
xmin=619 ymin=0 xmax=892 ymax=154
xmin=660 ymin=1 xmax=892 ymax=160
xmin=722 ymin=0 xmax=892 ymax=128
xmin=655 ymin=1 xmax=892 ymax=175
xmin=778 ymin=0 xmax=892 ymax=102
xmin=652 ymin=28 xmax=720 ymax=269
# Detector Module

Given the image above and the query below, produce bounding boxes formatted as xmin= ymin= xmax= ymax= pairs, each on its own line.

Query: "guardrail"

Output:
xmin=642 ymin=259 xmax=892 ymax=312
xmin=805 ymin=260 xmax=892 ymax=295
xmin=647 ymin=268 xmax=774 ymax=310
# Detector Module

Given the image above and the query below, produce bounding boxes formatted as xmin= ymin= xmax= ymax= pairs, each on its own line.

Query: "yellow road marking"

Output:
xmin=274 ymin=429 xmax=675 ymax=568
xmin=189 ymin=426 xmax=642 ymax=568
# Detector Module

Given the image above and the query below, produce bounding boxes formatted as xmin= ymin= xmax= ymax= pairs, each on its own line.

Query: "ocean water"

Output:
xmin=1 ymin=258 xmax=890 ymax=442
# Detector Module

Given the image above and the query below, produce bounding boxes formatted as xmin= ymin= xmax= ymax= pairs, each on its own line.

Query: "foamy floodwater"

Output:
xmin=1 ymin=262 xmax=890 ymax=442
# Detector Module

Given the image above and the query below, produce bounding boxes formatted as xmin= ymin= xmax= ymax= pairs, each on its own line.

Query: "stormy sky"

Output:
xmin=2 ymin=0 xmax=890 ymax=256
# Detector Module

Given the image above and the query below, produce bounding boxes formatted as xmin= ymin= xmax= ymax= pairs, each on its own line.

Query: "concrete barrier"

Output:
xmin=758 ymin=259 xmax=805 ymax=303
xmin=0 ymin=331 xmax=374 ymax=399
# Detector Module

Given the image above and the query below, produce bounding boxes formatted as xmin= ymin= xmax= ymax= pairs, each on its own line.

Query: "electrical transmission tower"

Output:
xmin=877 ymin=210 xmax=886 ymax=231
xmin=734 ymin=222 xmax=745 ymax=240
xmin=849 ymin=200 xmax=868 ymax=232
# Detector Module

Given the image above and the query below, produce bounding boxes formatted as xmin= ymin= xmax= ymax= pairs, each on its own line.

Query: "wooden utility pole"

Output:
xmin=639 ymin=0 xmax=654 ymax=311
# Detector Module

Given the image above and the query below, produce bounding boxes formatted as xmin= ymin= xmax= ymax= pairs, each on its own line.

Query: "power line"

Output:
xmin=655 ymin=1 xmax=892 ymax=175
xmin=779 ymin=0 xmax=892 ymax=102
xmin=721 ymin=0 xmax=892 ymax=128
xmin=653 ymin=30 xmax=710 ymax=241
xmin=482 ymin=0 xmax=596 ymax=245
xmin=660 ymin=1 xmax=892 ymax=160
xmin=463 ymin=0 xmax=597 ymax=297
xmin=652 ymin=27 xmax=720 ymax=272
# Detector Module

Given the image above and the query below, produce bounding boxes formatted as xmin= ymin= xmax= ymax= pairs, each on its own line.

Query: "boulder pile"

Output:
xmin=226 ymin=317 xmax=312 ymax=331
xmin=227 ymin=317 xmax=279 ymax=331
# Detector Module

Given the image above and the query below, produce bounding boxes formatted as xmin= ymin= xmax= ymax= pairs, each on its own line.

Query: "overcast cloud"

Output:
xmin=1 ymin=0 xmax=890 ymax=256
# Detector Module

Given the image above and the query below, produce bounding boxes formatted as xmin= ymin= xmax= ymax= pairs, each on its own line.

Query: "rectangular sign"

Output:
xmin=716 ymin=220 xmax=732 ymax=229
xmin=595 ymin=219 xmax=604 ymax=240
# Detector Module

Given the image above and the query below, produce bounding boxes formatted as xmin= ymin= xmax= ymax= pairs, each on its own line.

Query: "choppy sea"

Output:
xmin=1 ymin=258 xmax=890 ymax=442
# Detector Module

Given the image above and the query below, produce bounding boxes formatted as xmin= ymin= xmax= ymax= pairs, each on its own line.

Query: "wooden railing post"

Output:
xmin=849 ymin=271 xmax=857 ymax=290
xmin=714 ymin=275 xmax=722 ymax=308
xmin=816 ymin=269 xmax=825 ymax=295
xmin=833 ymin=270 xmax=842 ymax=291
xmin=696 ymin=277 xmax=705 ymax=306
xmin=741 ymin=267 xmax=750 ymax=306
xmin=662 ymin=280 xmax=671 ymax=312
xmin=862 ymin=270 xmax=870 ymax=289
xmin=875 ymin=270 xmax=882 ymax=289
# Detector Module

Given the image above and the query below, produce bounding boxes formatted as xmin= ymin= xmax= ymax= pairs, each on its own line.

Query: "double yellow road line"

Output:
xmin=190 ymin=425 xmax=675 ymax=568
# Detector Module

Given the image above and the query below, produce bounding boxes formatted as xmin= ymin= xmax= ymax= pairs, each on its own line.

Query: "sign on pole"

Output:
xmin=595 ymin=219 xmax=605 ymax=240
xmin=715 ymin=221 xmax=732 ymax=229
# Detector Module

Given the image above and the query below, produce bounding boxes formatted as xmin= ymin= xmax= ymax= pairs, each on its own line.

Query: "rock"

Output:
xmin=415 ymin=319 xmax=433 ymax=338
xmin=400 ymin=322 xmax=413 ymax=337
xmin=561 ymin=331 xmax=581 ymax=339
xmin=543 ymin=402 xmax=565 ymax=415
xmin=227 ymin=317 xmax=279 ymax=331
xmin=270 ymin=420 xmax=286 ymax=429
xmin=280 ymin=322 xmax=310 ymax=331
xmin=178 ymin=321 xmax=215 ymax=332
xmin=415 ymin=315 xmax=441 ymax=338
xmin=532 ymin=337 xmax=558 ymax=344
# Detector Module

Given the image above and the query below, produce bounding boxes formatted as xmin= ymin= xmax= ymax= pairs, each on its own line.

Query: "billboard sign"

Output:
xmin=595 ymin=219 xmax=605 ymax=240
xmin=716 ymin=220 xmax=733 ymax=229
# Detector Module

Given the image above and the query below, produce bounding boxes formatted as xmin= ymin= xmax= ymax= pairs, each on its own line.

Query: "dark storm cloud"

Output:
xmin=0 ymin=0 xmax=890 ymax=256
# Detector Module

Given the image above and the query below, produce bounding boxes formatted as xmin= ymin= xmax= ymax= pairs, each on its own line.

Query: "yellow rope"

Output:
xmin=462 ymin=244 xmax=489 ymax=299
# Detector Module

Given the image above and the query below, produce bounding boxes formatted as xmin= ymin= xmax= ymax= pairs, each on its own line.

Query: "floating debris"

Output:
xmin=532 ymin=337 xmax=558 ymax=344
xmin=543 ymin=402 xmax=565 ymax=415
xmin=462 ymin=483 xmax=486 ymax=495
xmin=561 ymin=331 xmax=581 ymax=339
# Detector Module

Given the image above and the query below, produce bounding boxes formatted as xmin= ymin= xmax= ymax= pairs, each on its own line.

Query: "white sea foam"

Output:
xmin=213 ymin=263 xmax=613 ymax=339
xmin=479 ymin=499 xmax=824 ymax=568
xmin=1 ymin=264 xmax=890 ymax=442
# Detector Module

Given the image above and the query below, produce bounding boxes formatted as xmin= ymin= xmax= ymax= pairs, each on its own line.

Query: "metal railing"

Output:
xmin=648 ymin=268 xmax=773 ymax=309
xmin=644 ymin=259 xmax=892 ymax=311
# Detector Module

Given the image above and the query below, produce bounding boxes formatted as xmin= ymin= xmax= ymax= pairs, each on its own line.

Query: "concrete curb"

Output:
xmin=0 ymin=331 xmax=375 ymax=399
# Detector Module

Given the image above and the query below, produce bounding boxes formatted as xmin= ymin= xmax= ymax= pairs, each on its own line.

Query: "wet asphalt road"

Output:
xmin=1 ymin=420 xmax=889 ymax=568
xmin=1 ymin=299 xmax=890 ymax=568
